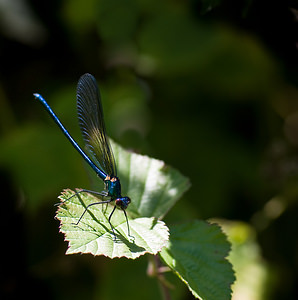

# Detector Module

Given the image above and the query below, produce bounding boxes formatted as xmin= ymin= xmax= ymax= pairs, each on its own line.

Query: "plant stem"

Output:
xmin=148 ymin=255 xmax=172 ymax=300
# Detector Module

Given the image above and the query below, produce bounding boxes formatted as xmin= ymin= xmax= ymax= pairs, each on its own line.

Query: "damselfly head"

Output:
xmin=115 ymin=197 xmax=131 ymax=210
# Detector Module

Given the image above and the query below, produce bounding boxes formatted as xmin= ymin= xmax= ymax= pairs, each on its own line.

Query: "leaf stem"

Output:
xmin=147 ymin=255 xmax=172 ymax=300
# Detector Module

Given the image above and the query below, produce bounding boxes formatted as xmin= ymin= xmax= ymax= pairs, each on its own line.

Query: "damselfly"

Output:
xmin=34 ymin=73 xmax=131 ymax=240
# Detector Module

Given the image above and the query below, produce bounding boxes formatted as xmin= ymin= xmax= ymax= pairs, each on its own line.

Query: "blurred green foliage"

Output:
xmin=0 ymin=0 xmax=297 ymax=299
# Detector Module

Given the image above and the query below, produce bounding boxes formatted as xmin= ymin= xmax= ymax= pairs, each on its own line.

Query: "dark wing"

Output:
xmin=77 ymin=73 xmax=117 ymax=178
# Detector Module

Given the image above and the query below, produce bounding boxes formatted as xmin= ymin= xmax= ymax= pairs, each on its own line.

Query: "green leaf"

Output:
xmin=55 ymin=140 xmax=189 ymax=258
xmin=160 ymin=220 xmax=235 ymax=300
xmin=56 ymin=189 xmax=169 ymax=259
xmin=111 ymin=140 xmax=191 ymax=219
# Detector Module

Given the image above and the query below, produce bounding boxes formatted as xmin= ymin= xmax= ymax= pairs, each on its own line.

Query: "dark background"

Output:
xmin=0 ymin=0 xmax=297 ymax=299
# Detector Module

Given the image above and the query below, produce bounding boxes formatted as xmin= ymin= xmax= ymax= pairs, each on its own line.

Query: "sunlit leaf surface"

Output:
xmin=57 ymin=190 xmax=169 ymax=259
